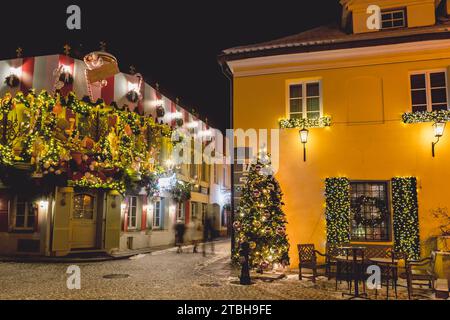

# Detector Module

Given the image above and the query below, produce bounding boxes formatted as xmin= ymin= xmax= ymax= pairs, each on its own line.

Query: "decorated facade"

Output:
xmin=220 ymin=0 xmax=450 ymax=278
xmin=0 ymin=51 xmax=231 ymax=257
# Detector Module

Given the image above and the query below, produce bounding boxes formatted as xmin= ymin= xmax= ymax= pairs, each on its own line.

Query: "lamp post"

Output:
xmin=432 ymin=122 xmax=446 ymax=158
xmin=299 ymin=128 xmax=309 ymax=162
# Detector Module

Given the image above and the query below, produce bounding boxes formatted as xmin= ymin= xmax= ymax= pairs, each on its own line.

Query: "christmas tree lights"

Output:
xmin=233 ymin=151 xmax=290 ymax=270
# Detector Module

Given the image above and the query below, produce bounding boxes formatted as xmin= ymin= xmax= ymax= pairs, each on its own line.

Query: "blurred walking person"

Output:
xmin=188 ymin=216 xmax=202 ymax=253
xmin=202 ymin=209 xmax=216 ymax=257
xmin=174 ymin=219 xmax=186 ymax=253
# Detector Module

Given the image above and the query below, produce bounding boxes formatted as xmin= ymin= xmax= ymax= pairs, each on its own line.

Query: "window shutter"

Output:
xmin=0 ymin=192 xmax=10 ymax=232
xmin=160 ymin=198 xmax=165 ymax=230
xmin=34 ymin=202 xmax=39 ymax=233
xmin=141 ymin=196 xmax=147 ymax=231
xmin=185 ymin=201 xmax=190 ymax=225
xmin=123 ymin=197 xmax=129 ymax=232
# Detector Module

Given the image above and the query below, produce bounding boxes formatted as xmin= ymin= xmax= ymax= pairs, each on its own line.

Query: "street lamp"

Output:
xmin=299 ymin=128 xmax=309 ymax=162
xmin=432 ymin=122 xmax=446 ymax=157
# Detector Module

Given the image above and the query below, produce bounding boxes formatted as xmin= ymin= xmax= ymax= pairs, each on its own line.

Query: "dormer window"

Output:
xmin=381 ymin=8 xmax=406 ymax=29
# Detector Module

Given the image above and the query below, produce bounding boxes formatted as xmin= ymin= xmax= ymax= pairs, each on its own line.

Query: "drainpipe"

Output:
xmin=220 ymin=61 xmax=235 ymax=257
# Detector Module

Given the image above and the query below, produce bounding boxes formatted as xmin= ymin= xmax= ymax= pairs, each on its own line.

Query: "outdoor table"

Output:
xmin=337 ymin=246 xmax=367 ymax=299
xmin=369 ymin=257 xmax=400 ymax=299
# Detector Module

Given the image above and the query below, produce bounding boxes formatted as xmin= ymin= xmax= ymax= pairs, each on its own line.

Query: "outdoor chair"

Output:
xmin=297 ymin=244 xmax=328 ymax=283
xmin=401 ymin=252 xmax=437 ymax=300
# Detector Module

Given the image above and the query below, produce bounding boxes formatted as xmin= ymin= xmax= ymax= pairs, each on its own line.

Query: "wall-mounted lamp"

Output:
xmin=432 ymin=122 xmax=446 ymax=157
xmin=299 ymin=128 xmax=309 ymax=162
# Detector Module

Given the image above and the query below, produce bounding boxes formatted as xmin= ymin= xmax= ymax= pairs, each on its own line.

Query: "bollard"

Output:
xmin=239 ymin=242 xmax=251 ymax=285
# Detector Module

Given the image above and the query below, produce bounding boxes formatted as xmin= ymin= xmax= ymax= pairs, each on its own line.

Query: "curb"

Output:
xmin=0 ymin=239 xmax=230 ymax=264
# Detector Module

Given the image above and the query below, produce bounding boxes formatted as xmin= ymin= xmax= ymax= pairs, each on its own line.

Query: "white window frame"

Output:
xmin=13 ymin=196 xmax=36 ymax=231
xmin=153 ymin=200 xmax=162 ymax=229
xmin=409 ymin=69 xmax=448 ymax=112
xmin=177 ymin=202 xmax=185 ymax=221
xmin=286 ymin=79 xmax=323 ymax=120
xmin=127 ymin=196 xmax=138 ymax=230
xmin=381 ymin=8 xmax=406 ymax=30
xmin=191 ymin=202 xmax=197 ymax=219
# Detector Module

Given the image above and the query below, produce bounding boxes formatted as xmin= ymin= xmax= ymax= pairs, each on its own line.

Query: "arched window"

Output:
xmin=73 ymin=194 xmax=95 ymax=219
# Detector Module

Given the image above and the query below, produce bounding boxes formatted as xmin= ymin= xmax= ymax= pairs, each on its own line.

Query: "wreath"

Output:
xmin=351 ymin=196 xmax=388 ymax=227
xmin=126 ymin=90 xmax=140 ymax=103
xmin=59 ymin=71 xmax=74 ymax=85
xmin=156 ymin=105 xmax=165 ymax=118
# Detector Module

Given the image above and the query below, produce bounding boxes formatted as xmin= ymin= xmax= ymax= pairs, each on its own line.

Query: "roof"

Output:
xmin=219 ymin=19 xmax=450 ymax=63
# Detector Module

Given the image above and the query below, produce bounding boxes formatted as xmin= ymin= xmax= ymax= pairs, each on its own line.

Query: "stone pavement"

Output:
xmin=0 ymin=240 xmax=436 ymax=300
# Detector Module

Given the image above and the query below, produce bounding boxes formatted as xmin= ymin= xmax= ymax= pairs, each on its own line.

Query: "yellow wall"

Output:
xmin=349 ymin=0 xmax=435 ymax=34
xmin=233 ymin=47 xmax=450 ymax=267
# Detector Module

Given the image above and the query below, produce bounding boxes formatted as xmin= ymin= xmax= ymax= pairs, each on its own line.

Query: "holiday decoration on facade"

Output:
xmin=402 ymin=110 xmax=450 ymax=124
xmin=351 ymin=195 xmax=388 ymax=227
xmin=279 ymin=116 xmax=331 ymax=129
xmin=392 ymin=177 xmax=420 ymax=260
xmin=0 ymin=89 xmax=177 ymax=196
xmin=325 ymin=177 xmax=351 ymax=249
xmin=232 ymin=151 xmax=290 ymax=271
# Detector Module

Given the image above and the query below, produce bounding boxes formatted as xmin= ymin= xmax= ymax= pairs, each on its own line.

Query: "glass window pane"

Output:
xmin=431 ymin=88 xmax=447 ymax=104
xmin=27 ymin=215 xmax=35 ymax=228
xmin=306 ymin=83 xmax=320 ymax=97
xmin=289 ymin=85 xmax=302 ymax=98
xmin=412 ymin=105 xmax=427 ymax=113
xmin=290 ymin=99 xmax=301 ymax=113
xmin=290 ymin=113 xmax=302 ymax=120
xmin=410 ymin=74 xmax=426 ymax=89
xmin=393 ymin=11 xmax=403 ymax=19
xmin=430 ymin=72 xmax=446 ymax=88
xmin=307 ymin=97 xmax=320 ymax=112
xmin=393 ymin=19 xmax=404 ymax=27
xmin=382 ymin=21 xmax=393 ymax=28
xmin=432 ymin=104 xmax=448 ymax=111
xmin=411 ymin=90 xmax=427 ymax=105
xmin=307 ymin=112 xmax=320 ymax=119
xmin=381 ymin=13 xmax=391 ymax=20
xmin=16 ymin=216 xmax=24 ymax=228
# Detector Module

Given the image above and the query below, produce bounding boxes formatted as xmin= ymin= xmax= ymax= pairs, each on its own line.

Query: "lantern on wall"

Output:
xmin=432 ymin=122 xmax=446 ymax=157
xmin=299 ymin=128 xmax=309 ymax=162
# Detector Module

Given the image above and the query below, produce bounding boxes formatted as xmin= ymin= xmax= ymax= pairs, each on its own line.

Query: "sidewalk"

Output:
xmin=0 ymin=238 xmax=230 ymax=264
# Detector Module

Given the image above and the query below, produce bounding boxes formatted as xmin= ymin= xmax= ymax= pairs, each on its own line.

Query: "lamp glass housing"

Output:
xmin=434 ymin=122 xmax=446 ymax=138
xmin=299 ymin=128 xmax=309 ymax=144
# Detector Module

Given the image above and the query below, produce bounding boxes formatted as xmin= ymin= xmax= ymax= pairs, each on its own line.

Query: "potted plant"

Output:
xmin=431 ymin=207 xmax=450 ymax=252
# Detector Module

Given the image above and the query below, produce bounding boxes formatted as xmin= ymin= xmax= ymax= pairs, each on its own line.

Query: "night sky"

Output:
xmin=2 ymin=1 xmax=341 ymax=132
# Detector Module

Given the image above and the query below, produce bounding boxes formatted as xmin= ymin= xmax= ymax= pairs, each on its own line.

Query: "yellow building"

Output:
xmin=220 ymin=0 xmax=450 ymax=278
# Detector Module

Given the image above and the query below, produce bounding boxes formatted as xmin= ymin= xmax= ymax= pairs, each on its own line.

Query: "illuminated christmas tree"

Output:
xmin=233 ymin=151 xmax=290 ymax=271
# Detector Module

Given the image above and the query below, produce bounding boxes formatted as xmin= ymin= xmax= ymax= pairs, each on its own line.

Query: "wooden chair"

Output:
xmin=403 ymin=252 xmax=437 ymax=300
xmin=297 ymin=244 xmax=328 ymax=283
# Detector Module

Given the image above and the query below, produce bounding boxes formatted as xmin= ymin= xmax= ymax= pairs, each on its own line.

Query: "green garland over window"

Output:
xmin=325 ymin=177 xmax=351 ymax=249
xmin=279 ymin=116 xmax=331 ymax=129
xmin=392 ymin=177 xmax=420 ymax=260
xmin=402 ymin=110 xmax=450 ymax=124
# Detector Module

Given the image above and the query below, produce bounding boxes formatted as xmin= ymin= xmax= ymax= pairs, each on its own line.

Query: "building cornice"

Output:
xmin=226 ymin=39 xmax=450 ymax=77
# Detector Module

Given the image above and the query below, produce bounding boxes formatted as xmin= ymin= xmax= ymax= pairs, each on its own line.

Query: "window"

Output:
xmin=177 ymin=202 xmax=185 ymax=221
xmin=214 ymin=163 xmax=219 ymax=184
xmin=222 ymin=166 xmax=227 ymax=187
xmin=127 ymin=196 xmax=138 ymax=229
xmin=191 ymin=202 xmax=197 ymax=219
xmin=15 ymin=196 xmax=36 ymax=230
xmin=410 ymin=71 xmax=448 ymax=112
xmin=201 ymin=203 xmax=207 ymax=224
xmin=381 ymin=9 xmax=406 ymax=29
xmin=73 ymin=194 xmax=94 ymax=219
xmin=289 ymin=81 xmax=321 ymax=120
xmin=153 ymin=200 xmax=161 ymax=229
xmin=350 ymin=182 xmax=391 ymax=242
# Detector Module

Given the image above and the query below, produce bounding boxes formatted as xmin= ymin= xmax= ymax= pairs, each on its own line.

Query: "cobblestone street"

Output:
xmin=0 ymin=241 xmax=429 ymax=300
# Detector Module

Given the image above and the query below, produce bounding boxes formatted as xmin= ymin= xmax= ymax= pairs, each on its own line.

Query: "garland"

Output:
xmin=170 ymin=180 xmax=192 ymax=203
xmin=325 ymin=177 xmax=351 ymax=249
xmin=279 ymin=116 xmax=331 ymax=129
xmin=351 ymin=196 xmax=388 ymax=227
xmin=0 ymin=90 xmax=175 ymax=194
xmin=392 ymin=177 xmax=420 ymax=260
xmin=402 ymin=110 xmax=450 ymax=124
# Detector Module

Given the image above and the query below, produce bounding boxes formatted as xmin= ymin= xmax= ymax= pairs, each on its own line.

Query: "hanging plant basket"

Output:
xmin=126 ymin=90 xmax=140 ymax=103
xmin=156 ymin=106 xmax=165 ymax=118
xmin=59 ymin=72 xmax=74 ymax=85
xmin=4 ymin=75 xmax=20 ymax=88
xmin=175 ymin=118 xmax=184 ymax=127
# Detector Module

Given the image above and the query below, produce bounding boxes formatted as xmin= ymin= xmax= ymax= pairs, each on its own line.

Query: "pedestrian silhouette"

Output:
xmin=174 ymin=219 xmax=186 ymax=253
xmin=202 ymin=209 xmax=216 ymax=256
